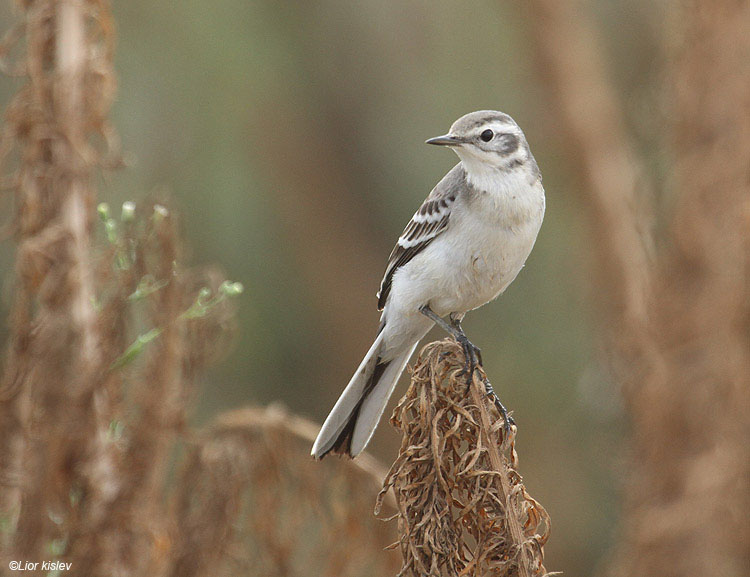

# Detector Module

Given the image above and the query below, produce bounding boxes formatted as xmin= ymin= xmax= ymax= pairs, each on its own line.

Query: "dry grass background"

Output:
xmin=0 ymin=4 xmax=400 ymax=576
xmin=169 ymin=406 xmax=399 ymax=577
xmin=524 ymin=1 xmax=750 ymax=575
xmin=0 ymin=0 xmax=748 ymax=576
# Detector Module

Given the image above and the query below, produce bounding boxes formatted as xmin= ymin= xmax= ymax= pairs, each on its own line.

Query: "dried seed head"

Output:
xmin=377 ymin=339 xmax=552 ymax=577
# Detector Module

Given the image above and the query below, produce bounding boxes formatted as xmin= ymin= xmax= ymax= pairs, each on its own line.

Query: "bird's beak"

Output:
xmin=425 ymin=134 xmax=464 ymax=146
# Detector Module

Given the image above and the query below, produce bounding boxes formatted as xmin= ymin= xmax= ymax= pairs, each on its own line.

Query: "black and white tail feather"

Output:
xmin=311 ymin=165 xmax=459 ymax=460
xmin=310 ymin=331 xmax=417 ymax=459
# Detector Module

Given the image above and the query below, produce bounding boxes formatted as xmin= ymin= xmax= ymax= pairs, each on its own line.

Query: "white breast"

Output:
xmin=389 ymin=166 xmax=545 ymax=320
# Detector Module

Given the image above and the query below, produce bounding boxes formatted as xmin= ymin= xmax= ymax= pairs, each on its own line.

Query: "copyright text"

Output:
xmin=9 ymin=560 xmax=72 ymax=572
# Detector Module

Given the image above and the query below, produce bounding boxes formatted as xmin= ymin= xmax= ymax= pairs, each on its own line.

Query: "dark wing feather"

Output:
xmin=376 ymin=164 xmax=466 ymax=310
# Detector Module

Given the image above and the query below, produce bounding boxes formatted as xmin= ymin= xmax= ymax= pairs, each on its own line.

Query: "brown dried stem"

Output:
xmin=610 ymin=3 xmax=750 ymax=575
xmin=378 ymin=340 xmax=552 ymax=577
xmin=0 ymin=4 xmax=243 ymax=573
xmin=169 ymin=405 xmax=399 ymax=577
xmin=0 ymin=0 xmax=118 ymax=566
xmin=520 ymin=0 xmax=655 ymax=367
xmin=520 ymin=0 xmax=750 ymax=575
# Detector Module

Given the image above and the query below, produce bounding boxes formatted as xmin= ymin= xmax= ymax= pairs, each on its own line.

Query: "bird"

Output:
xmin=311 ymin=110 xmax=545 ymax=460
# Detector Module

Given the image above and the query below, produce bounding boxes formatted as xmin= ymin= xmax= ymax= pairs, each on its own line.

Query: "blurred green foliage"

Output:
xmin=0 ymin=1 xmax=663 ymax=574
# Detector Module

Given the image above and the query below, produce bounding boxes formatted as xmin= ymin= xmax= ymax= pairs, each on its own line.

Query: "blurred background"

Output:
xmin=2 ymin=1 xmax=745 ymax=576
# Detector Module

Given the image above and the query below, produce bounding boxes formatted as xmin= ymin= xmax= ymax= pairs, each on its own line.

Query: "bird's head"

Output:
xmin=426 ymin=110 xmax=531 ymax=174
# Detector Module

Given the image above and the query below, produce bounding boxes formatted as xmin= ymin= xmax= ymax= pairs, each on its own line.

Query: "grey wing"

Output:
xmin=376 ymin=165 xmax=465 ymax=310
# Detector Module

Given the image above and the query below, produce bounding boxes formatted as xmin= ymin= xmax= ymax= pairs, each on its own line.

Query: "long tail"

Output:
xmin=311 ymin=330 xmax=417 ymax=459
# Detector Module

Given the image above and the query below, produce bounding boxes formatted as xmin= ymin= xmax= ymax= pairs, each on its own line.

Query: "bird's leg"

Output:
xmin=419 ymin=305 xmax=483 ymax=380
xmin=481 ymin=375 xmax=515 ymax=438
xmin=420 ymin=306 xmax=513 ymax=436
xmin=449 ymin=313 xmax=484 ymax=367
xmin=419 ymin=305 xmax=461 ymax=364
xmin=419 ymin=305 xmax=462 ymax=339
xmin=447 ymin=313 xmax=513 ymax=436
xmin=447 ymin=312 xmax=483 ymax=382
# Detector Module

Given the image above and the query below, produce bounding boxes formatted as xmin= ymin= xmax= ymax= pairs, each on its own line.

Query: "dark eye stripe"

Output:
xmin=499 ymin=133 xmax=519 ymax=154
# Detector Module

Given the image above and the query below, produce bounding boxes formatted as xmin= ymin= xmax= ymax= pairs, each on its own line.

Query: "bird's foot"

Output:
xmin=445 ymin=312 xmax=482 ymax=384
xmin=481 ymin=375 xmax=515 ymax=439
xmin=457 ymin=333 xmax=483 ymax=383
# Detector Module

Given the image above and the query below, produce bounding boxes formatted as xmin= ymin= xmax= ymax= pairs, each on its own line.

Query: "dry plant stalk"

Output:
xmin=0 ymin=0 xmax=119 ymax=567
xmin=170 ymin=405 xmax=399 ymax=577
xmin=1 ymin=3 xmax=400 ymax=576
xmin=522 ymin=0 xmax=750 ymax=575
xmin=377 ymin=340 xmax=551 ymax=577
xmin=521 ymin=0 xmax=654 ymax=362
xmin=0 ymin=3 xmax=241 ymax=574
xmin=611 ymin=3 xmax=750 ymax=575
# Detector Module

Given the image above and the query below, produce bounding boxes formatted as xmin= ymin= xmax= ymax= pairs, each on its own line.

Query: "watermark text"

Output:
xmin=9 ymin=560 xmax=72 ymax=572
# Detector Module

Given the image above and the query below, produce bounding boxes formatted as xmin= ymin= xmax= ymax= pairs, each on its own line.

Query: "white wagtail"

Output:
xmin=312 ymin=110 xmax=545 ymax=459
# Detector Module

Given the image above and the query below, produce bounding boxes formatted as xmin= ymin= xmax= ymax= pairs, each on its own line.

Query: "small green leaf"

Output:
xmin=108 ymin=420 xmax=125 ymax=441
xmin=128 ymin=275 xmax=169 ymax=302
xmin=104 ymin=218 xmax=118 ymax=244
xmin=110 ymin=327 xmax=163 ymax=370
xmin=220 ymin=280 xmax=244 ymax=296
xmin=97 ymin=202 xmax=110 ymax=222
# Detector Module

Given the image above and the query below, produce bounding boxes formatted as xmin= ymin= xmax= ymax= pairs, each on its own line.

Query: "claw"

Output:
xmin=420 ymin=304 xmax=513 ymax=438
xmin=482 ymin=376 xmax=514 ymax=439
xmin=457 ymin=333 xmax=483 ymax=393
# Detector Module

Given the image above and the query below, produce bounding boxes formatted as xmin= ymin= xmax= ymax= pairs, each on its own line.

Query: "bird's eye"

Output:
xmin=480 ymin=129 xmax=494 ymax=142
